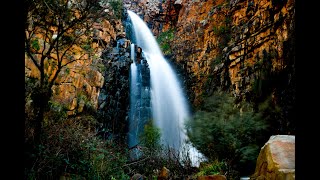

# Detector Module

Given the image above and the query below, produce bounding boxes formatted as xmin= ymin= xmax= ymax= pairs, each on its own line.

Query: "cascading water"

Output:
xmin=127 ymin=10 xmax=205 ymax=166
xmin=128 ymin=49 xmax=138 ymax=149
xmin=130 ymin=43 xmax=135 ymax=61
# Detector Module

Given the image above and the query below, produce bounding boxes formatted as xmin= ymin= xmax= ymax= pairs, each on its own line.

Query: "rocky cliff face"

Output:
xmin=25 ymin=17 xmax=125 ymax=116
xmin=124 ymin=0 xmax=295 ymax=103
xmin=25 ymin=0 xmax=295 ymax=132
xmin=123 ymin=0 xmax=162 ymax=36
xmin=124 ymin=0 xmax=295 ymax=133
xmin=97 ymin=32 xmax=133 ymax=136
xmin=164 ymin=0 xmax=295 ymax=107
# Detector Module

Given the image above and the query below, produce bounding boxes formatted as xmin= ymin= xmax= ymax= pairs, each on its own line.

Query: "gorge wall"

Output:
xmin=124 ymin=0 xmax=295 ymax=133
xmin=159 ymin=0 xmax=295 ymax=105
xmin=25 ymin=5 xmax=130 ymax=119
xmin=25 ymin=0 xmax=295 ymax=134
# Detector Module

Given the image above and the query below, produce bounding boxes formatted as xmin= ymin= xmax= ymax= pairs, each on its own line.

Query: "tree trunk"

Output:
xmin=34 ymin=103 xmax=44 ymax=144
xmin=32 ymin=87 xmax=52 ymax=144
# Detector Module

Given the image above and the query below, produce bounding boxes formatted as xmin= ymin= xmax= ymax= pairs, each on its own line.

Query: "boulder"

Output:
xmin=158 ymin=166 xmax=170 ymax=179
xmin=251 ymin=135 xmax=295 ymax=180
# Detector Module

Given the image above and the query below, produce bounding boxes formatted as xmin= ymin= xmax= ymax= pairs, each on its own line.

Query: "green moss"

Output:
xmin=156 ymin=29 xmax=175 ymax=55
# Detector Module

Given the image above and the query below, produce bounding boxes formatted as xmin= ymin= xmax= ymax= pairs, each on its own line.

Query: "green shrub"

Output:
xmin=81 ymin=44 xmax=92 ymax=52
xmin=127 ymin=120 xmax=196 ymax=178
xmin=185 ymin=90 xmax=269 ymax=177
xmin=156 ymin=29 xmax=175 ymax=55
xmin=196 ymin=160 xmax=227 ymax=176
xmin=85 ymin=136 xmax=130 ymax=179
xmin=24 ymin=115 xmax=129 ymax=179
xmin=31 ymin=38 xmax=40 ymax=51
xmin=139 ymin=120 xmax=161 ymax=155
xmin=108 ymin=0 xmax=123 ymax=19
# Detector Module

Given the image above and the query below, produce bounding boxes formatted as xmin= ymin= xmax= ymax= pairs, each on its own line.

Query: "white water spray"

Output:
xmin=128 ymin=10 xmax=205 ymax=166
xmin=129 ymin=61 xmax=138 ymax=147
xmin=130 ymin=43 xmax=135 ymax=61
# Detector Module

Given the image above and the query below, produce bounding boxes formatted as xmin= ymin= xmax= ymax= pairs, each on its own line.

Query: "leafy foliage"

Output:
xmin=250 ymin=49 xmax=295 ymax=135
xmin=25 ymin=115 xmax=130 ymax=179
xmin=139 ymin=120 xmax=161 ymax=154
xmin=212 ymin=25 xmax=229 ymax=35
xmin=108 ymin=0 xmax=124 ymax=19
xmin=196 ymin=160 xmax=227 ymax=177
xmin=123 ymin=120 xmax=197 ymax=179
xmin=185 ymin=90 xmax=269 ymax=177
xmin=31 ymin=38 xmax=40 ymax=51
xmin=156 ymin=29 xmax=175 ymax=55
xmin=24 ymin=0 xmax=109 ymax=143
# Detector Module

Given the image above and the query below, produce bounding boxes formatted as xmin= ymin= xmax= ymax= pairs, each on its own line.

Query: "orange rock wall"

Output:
xmin=158 ymin=0 xmax=295 ymax=106
xmin=25 ymin=18 xmax=124 ymax=115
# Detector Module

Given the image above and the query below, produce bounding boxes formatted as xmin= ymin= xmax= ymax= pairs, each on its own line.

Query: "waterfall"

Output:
xmin=129 ymin=61 xmax=138 ymax=148
xmin=128 ymin=42 xmax=151 ymax=160
xmin=130 ymin=43 xmax=135 ymax=61
xmin=127 ymin=10 xmax=205 ymax=166
xmin=129 ymin=44 xmax=137 ymax=148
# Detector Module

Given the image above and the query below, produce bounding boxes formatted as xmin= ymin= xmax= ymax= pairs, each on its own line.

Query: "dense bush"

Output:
xmin=106 ymin=0 xmax=124 ymax=19
xmin=195 ymin=160 xmax=227 ymax=177
xmin=185 ymin=90 xmax=269 ymax=178
xmin=156 ymin=29 xmax=175 ymax=55
xmin=138 ymin=120 xmax=161 ymax=156
xmin=24 ymin=114 xmax=130 ymax=179
xmin=124 ymin=120 xmax=197 ymax=179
